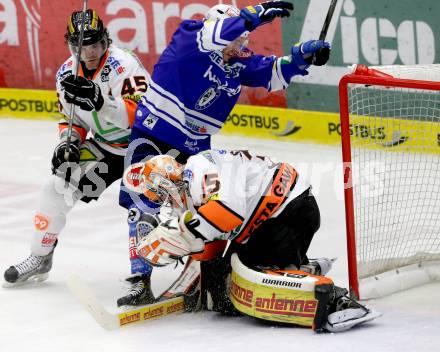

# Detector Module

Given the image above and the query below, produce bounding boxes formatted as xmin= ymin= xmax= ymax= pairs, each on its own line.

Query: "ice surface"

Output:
xmin=0 ymin=119 xmax=439 ymax=352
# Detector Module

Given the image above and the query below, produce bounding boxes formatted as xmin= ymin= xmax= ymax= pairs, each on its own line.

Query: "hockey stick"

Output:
xmin=66 ymin=258 xmax=201 ymax=330
xmin=319 ymin=0 xmax=338 ymax=41
xmin=67 ymin=274 xmax=186 ymax=330
xmin=309 ymin=0 xmax=338 ymax=65
xmin=64 ymin=0 xmax=88 ymax=163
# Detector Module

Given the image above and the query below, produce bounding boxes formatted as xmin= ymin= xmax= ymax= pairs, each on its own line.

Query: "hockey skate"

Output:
xmin=324 ymin=286 xmax=382 ymax=333
xmin=3 ymin=243 xmax=56 ymax=287
xmin=117 ymin=274 xmax=155 ymax=307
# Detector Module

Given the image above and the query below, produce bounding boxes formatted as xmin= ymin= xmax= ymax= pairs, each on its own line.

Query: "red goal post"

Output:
xmin=339 ymin=64 xmax=440 ymax=300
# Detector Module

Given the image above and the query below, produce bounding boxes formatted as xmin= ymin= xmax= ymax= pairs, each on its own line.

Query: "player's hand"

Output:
xmin=240 ymin=1 xmax=294 ymax=31
xmin=51 ymin=140 xmax=80 ymax=176
xmin=292 ymin=40 xmax=331 ymax=67
xmin=137 ymin=213 xmax=205 ymax=267
xmin=61 ymin=75 xmax=104 ymax=111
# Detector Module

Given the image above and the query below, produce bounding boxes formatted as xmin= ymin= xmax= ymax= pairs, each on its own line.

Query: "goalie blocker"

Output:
xmin=229 ymin=254 xmax=381 ymax=333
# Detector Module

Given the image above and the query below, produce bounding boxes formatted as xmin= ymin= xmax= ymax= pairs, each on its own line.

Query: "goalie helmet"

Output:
xmin=142 ymin=155 xmax=186 ymax=208
xmin=65 ymin=9 xmax=109 ymax=47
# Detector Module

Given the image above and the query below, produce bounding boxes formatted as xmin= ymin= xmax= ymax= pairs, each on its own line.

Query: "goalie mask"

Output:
xmin=65 ymin=9 xmax=110 ymax=67
xmin=142 ymin=155 xmax=186 ymax=208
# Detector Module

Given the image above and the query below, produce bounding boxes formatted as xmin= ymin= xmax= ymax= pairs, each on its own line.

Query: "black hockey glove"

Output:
xmin=61 ymin=75 xmax=104 ymax=111
xmin=240 ymin=1 xmax=294 ymax=31
xmin=292 ymin=40 xmax=331 ymax=67
xmin=51 ymin=140 xmax=80 ymax=176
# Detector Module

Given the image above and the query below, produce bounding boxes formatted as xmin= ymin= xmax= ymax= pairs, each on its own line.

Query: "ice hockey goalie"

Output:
xmin=128 ymin=149 xmax=381 ymax=332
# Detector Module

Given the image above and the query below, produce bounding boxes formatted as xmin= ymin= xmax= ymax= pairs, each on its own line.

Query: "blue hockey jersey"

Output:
xmin=134 ymin=16 xmax=307 ymax=155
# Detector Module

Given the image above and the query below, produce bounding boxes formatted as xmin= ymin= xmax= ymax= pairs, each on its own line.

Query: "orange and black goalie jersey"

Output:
xmin=181 ymin=149 xmax=310 ymax=243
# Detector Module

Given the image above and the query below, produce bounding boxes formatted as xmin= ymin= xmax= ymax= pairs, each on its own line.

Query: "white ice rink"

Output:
xmin=0 ymin=118 xmax=439 ymax=352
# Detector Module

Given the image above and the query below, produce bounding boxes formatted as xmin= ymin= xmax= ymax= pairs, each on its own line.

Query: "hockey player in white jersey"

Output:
xmin=119 ymin=1 xmax=331 ymax=306
xmin=3 ymin=10 xmax=151 ymax=295
xmin=129 ymin=150 xmax=381 ymax=332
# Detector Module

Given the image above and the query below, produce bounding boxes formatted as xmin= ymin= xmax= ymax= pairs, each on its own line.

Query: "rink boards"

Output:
xmin=1 ymin=88 xmax=439 ymax=154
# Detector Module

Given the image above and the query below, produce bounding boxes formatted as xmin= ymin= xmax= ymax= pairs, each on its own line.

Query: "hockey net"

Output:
xmin=339 ymin=64 xmax=440 ymax=300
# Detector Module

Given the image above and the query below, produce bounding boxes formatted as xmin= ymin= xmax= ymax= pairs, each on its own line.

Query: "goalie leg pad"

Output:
xmin=229 ymin=254 xmax=382 ymax=332
xmin=229 ymin=253 xmax=334 ymax=328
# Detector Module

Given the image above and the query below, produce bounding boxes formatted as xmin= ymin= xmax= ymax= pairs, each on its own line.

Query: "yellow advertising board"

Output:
xmin=0 ymin=88 xmax=61 ymax=120
xmin=223 ymin=104 xmax=340 ymax=144
xmin=1 ymin=88 xmax=439 ymax=154
xmin=224 ymin=104 xmax=440 ymax=154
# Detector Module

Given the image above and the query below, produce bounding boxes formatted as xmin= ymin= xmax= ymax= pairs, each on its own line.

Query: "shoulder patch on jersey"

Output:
xmin=107 ymin=55 xmax=126 ymax=75
xmin=56 ymin=60 xmax=74 ymax=81
xmin=142 ymin=114 xmax=159 ymax=130
xmin=100 ymin=64 xmax=111 ymax=82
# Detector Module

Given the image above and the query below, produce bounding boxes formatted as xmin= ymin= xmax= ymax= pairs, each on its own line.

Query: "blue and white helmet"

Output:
xmin=205 ymin=4 xmax=240 ymax=21
xmin=205 ymin=4 xmax=249 ymax=38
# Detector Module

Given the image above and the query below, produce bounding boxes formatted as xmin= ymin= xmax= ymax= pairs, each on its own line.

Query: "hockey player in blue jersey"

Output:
xmin=117 ymin=1 xmax=331 ymax=306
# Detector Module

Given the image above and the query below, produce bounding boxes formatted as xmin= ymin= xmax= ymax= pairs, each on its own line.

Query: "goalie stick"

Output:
xmin=66 ymin=258 xmax=201 ymax=330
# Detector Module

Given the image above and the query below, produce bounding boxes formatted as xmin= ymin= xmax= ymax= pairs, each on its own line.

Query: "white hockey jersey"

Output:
xmin=56 ymin=45 xmax=150 ymax=155
xmin=182 ymin=150 xmax=310 ymax=243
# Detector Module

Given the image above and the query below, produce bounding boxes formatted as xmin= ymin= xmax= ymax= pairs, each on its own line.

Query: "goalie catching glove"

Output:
xmin=137 ymin=211 xmax=205 ymax=267
xmin=240 ymin=1 xmax=294 ymax=31
xmin=61 ymin=75 xmax=104 ymax=112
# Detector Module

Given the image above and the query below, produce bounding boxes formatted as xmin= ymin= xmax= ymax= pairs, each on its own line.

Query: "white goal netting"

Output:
xmin=342 ymin=64 xmax=440 ymax=297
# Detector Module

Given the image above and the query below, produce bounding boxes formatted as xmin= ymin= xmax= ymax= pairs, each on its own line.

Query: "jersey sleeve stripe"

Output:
xmin=196 ymin=30 xmax=211 ymax=53
xmin=198 ymin=200 xmax=244 ymax=233
xmin=212 ymin=20 xmax=230 ymax=46
xmin=269 ymin=59 xmax=289 ymax=92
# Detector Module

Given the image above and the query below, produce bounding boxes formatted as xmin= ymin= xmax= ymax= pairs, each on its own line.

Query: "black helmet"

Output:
xmin=65 ymin=9 xmax=107 ymax=46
